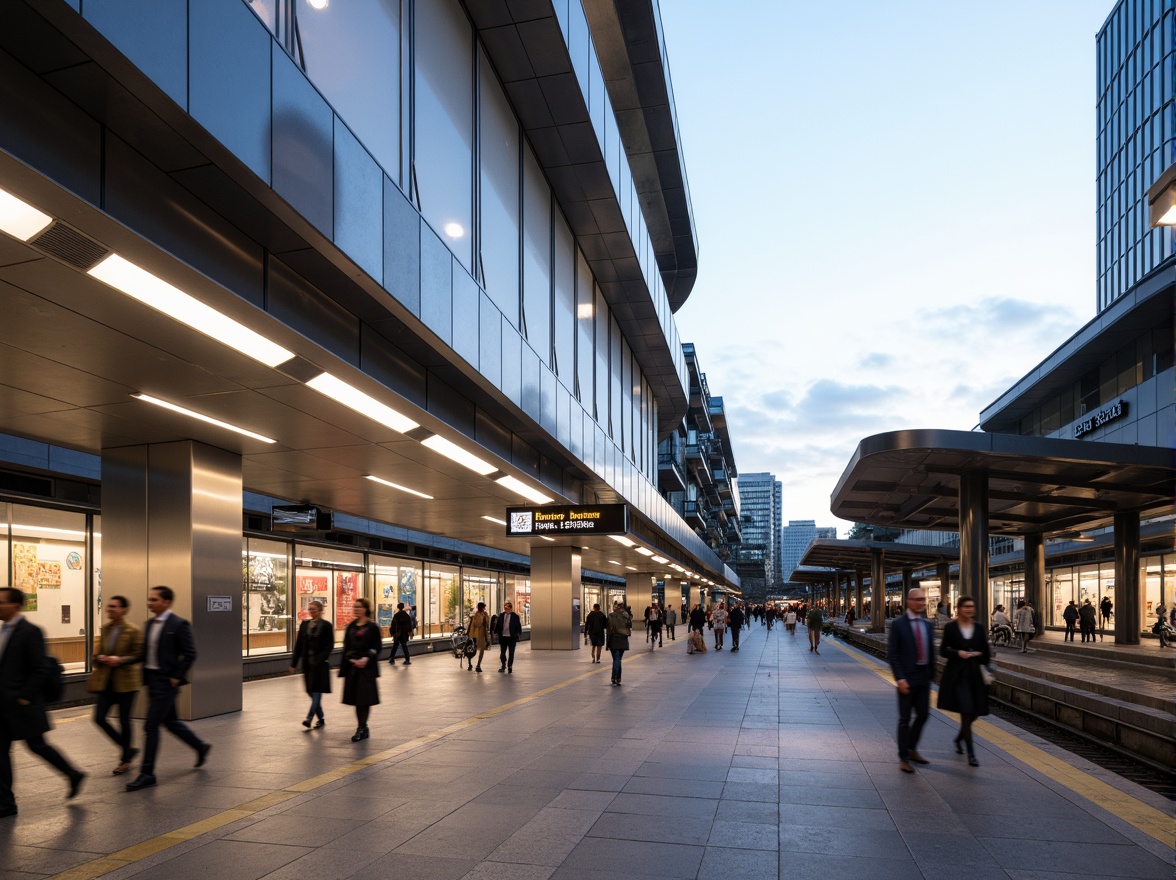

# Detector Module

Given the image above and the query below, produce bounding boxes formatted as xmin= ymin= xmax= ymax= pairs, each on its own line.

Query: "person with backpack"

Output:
xmin=606 ymin=601 xmax=632 ymax=686
xmin=0 ymin=586 xmax=85 ymax=818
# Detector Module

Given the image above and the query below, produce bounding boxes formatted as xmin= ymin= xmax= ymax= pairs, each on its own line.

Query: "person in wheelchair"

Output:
xmin=989 ymin=604 xmax=1013 ymax=647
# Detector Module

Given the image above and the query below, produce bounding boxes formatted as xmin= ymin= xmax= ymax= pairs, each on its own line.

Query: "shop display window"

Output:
xmin=422 ymin=562 xmax=459 ymax=637
xmin=460 ymin=569 xmax=499 ymax=627
xmin=242 ymin=538 xmax=292 ymax=655
xmin=511 ymin=574 xmax=531 ymax=627
xmin=371 ymin=556 xmax=422 ymax=639
xmin=294 ymin=545 xmax=365 ymax=646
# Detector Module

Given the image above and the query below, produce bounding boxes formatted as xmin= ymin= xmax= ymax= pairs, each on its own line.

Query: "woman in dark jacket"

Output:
xmin=289 ymin=600 xmax=333 ymax=729
xmin=937 ymin=596 xmax=990 ymax=767
xmin=339 ymin=598 xmax=381 ymax=741
xmin=606 ymin=602 xmax=632 ymax=686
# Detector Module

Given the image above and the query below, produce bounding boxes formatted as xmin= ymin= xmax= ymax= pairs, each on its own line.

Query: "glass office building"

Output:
xmin=0 ymin=0 xmax=737 ymax=696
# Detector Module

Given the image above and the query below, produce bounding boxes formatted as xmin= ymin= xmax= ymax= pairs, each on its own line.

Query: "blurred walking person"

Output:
xmin=340 ymin=598 xmax=381 ymax=741
xmin=388 ymin=602 xmax=413 ymax=665
xmin=937 ymin=596 xmax=990 ymax=767
xmin=712 ymin=602 xmax=728 ymax=650
xmin=1014 ymin=600 xmax=1035 ymax=652
xmin=664 ymin=604 xmax=678 ymax=641
xmin=607 ymin=601 xmax=632 ymax=686
xmin=466 ymin=602 xmax=489 ymax=672
xmin=289 ymin=600 xmax=333 ymax=728
xmin=585 ymin=603 xmax=607 ymax=663
xmin=728 ymin=603 xmax=745 ymax=652
xmin=806 ymin=604 xmax=824 ymax=654
xmin=0 ymin=587 xmax=85 ymax=817
xmin=89 ymin=594 xmax=144 ymax=773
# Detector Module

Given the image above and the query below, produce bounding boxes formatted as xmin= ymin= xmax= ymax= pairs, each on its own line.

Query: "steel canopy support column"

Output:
xmin=902 ymin=567 xmax=913 ymax=612
xmin=870 ymin=548 xmax=885 ymax=633
xmin=530 ymin=546 xmax=582 ymax=650
xmin=854 ymin=568 xmax=864 ymax=621
xmin=959 ymin=471 xmax=990 ymax=630
xmin=1024 ymin=533 xmax=1045 ymax=636
xmin=625 ymin=572 xmax=654 ymax=630
xmin=1114 ymin=511 xmax=1141 ymax=645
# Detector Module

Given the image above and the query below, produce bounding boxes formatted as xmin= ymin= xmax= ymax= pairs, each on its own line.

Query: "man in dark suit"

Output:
xmin=495 ymin=601 xmax=522 ymax=673
xmin=887 ymin=588 xmax=935 ymax=773
xmin=0 ymin=587 xmax=85 ymax=817
xmin=126 ymin=585 xmax=211 ymax=791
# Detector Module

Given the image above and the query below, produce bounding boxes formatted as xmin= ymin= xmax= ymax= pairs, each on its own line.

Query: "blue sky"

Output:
xmin=661 ymin=0 xmax=1115 ymax=531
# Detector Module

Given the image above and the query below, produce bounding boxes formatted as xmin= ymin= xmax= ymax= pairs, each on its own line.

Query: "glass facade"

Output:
xmin=1096 ymin=0 xmax=1176 ymax=312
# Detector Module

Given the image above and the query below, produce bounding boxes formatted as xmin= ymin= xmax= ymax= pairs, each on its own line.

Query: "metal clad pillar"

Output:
xmin=1024 ymin=533 xmax=1045 ymax=635
xmin=935 ymin=562 xmax=950 ymax=616
xmin=102 ymin=441 xmax=242 ymax=720
xmin=625 ymin=572 xmax=654 ymax=626
xmin=529 ymin=546 xmax=582 ymax=650
xmin=870 ymin=548 xmax=885 ymax=633
xmin=901 ymin=567 xmax=913 ymax=613
xmin=1114 ymin=511 xmax=1141 ymax=646
xmin=854 ymin=567 xmax=864 ymax=621
xmin=959 ymin=471 xmax=989 ymax=629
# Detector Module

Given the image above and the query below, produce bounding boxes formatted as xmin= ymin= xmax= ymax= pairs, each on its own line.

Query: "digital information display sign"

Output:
xmin=505 ymin=504 xmax=628 ymax=537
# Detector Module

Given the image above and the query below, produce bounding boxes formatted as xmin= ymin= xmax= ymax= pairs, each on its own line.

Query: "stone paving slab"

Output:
xmin=0 ymin=624 xmax=1172 ymax=880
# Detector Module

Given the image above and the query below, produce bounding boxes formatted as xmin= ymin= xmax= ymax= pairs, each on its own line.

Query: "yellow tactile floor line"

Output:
xmin=826 ymin=636 xmax=1176 ymax=846
xmin=46 ymin=654 xmax=636 ymax=880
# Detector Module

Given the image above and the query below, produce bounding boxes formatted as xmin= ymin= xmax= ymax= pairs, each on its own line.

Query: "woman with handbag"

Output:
xmin=339 ymin=598 xmax=381 ymax=742
xmin=289 ymin=600 xmax=333 ymax=729
xmin=466 ymin=602 xmax=490 ymax=672
xmin=606 ymin=601 xmax=632 ymax=686
xmin=936 ymin=596 xmax=991 ymax=767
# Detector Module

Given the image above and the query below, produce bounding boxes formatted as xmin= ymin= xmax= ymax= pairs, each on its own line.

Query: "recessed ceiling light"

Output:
xmin=609 ymin=535 xmax=635 ymax=547
xmin=495 ymin=475 xmax=553 ymax=504
xmin=634 ymin=547 xmax=654 ymax=556
xmin=651 ymin=555 xmax=668 ymax=564
xmin=306 ymin=372 xmax=419 ymax=433
xmin=0 ymin=187 xmax=52 ymax=241
xmin=422 ymin=434 xmax=496 ymax=475
xmin=625 ymin=565 xmax=637 ymax=571
xmin=364 ymin=474 xmax=433 ymax=499
xmin=608 ymin=560 xmax=621 ymax=566
xmin=537 ymin=535 xmax=555 ymax=542
xmin=90 ymin=254 xmax=294 ymax=367
xmin=482 ymin=515 xmax=507 ymax=526
xmin=132 ymin=393 xmax=276 ymax=443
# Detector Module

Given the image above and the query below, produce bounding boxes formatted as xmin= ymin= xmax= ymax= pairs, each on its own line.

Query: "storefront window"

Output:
xmin=294 ymin=545 xmax=365 ymax=645
xmin=1142 ymin=556 xmax=1164 ymax=628
xmin=242 ymin=538 xmax=292 ymax=656
xmin=423 ymin=562 xmax=460 ymax=637
xmin=10 ymin=505 xmax=90 ymax=672
xmin=1051 ymin=568 xmax=1073 ymax=625
xmin=371 ymin=555 xmax=421 ymax=639
xmin=509 ymin=574 xmax=531 ymax=626
xmin=461 ymin=568 xmax=499 ymax=627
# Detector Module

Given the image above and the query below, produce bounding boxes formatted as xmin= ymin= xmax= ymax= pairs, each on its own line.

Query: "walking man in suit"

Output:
xmin=88 ymin=594 xmax=144 ymax=774
xmin=496 ymin=601 xmax=522 ymax=673
xmin=126 ymin=585 xmax=211 ymax=791
xmin=0 ymin=587 xmax=85 ymax=818
xmin=887 ymin=588 xmax=935 ymax=774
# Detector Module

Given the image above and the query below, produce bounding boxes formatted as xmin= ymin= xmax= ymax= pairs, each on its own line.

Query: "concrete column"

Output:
xmin=959 ymin=470 xmax=989 ymax=628
xmin=1114 ymin=511 xmax=1141 ymax=645
xmin=1024 ymin=533 xmax=1045 ymax=635
xmin=854 ymin=568 xmax=864 ymax=621
xmin=625 ymin=572 xmax=654 ymax=624
xmin=529 ymin=546 xmax=582 ymax=650
xmin=103 ymin=441 xmax=242 ymax=720
xmin=870 ymin=548 xmax=885 ymax=633
xmin=901 ymin=567 xmax=913 ymax=612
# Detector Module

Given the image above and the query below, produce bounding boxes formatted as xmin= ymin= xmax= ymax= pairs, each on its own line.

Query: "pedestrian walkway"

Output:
xmin=3 ymin=624 xmax=1172 ymax=880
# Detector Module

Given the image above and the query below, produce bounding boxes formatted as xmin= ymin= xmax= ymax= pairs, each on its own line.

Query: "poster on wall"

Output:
xmin=336 ymin=572 xmax=359 ymax=629
xmin=376 ymin=602 xmax=394 ymax=629
xmin=296 ymin=574 xmax=329 ymax=620
xmin=399 ymin=568 xmax=416 ymax=607
xmin=37 ymin=561 xmax=62 ymax=588
xmin=13 ymin=543 xmax=37 ymax=610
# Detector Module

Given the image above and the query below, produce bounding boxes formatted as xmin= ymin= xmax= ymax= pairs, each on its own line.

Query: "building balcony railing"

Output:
xmin=683 ymin=500 xmax=706 ymax=529
xmin=657 ymin=452 xmax=686 ymax=492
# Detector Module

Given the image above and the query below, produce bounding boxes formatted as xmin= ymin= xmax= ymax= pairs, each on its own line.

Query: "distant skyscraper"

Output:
xmin=781 ymin=520 xmax=837 ymax=582
xmin=736 ymin=473 xmax=782 ymax=585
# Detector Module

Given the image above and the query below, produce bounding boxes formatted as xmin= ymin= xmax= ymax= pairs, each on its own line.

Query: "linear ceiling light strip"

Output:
xmin=132 ymin=393 xmax=276 ymax=443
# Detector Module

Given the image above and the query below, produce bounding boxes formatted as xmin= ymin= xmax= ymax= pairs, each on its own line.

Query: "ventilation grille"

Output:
xmin=29 ymin=222 xmax=109 ymax=270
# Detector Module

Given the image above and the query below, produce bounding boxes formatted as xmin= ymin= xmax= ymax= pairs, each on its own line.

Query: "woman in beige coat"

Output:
xmin=466 ymin=602 xmax=490 ymax=672
xmin=87 ymin=595 xmax=144 ymax=775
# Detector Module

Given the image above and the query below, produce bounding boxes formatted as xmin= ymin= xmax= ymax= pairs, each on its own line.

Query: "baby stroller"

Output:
xmin=451 ymin=626 xmax=477 ymax=665
xmin=989 ymin=621 xmax=1014 ymax=648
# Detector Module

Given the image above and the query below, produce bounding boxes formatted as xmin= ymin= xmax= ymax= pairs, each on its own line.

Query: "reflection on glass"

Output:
xmin=294 ymin=544 xmax=364 ymax=645
xmin=479 ymin=52 xmax=520 ymax=324
xmin=523 ymin=145 xmax=552 ymax=363
xmin=424 ymin=563 xmax=459 ymax=637
xmin=371 ymin=556 xmax=422 ymax=640
xmin=11 ymin=504 xmax=89 ymax=672
xmin=243 ymin=538 xmax=291 ymax=655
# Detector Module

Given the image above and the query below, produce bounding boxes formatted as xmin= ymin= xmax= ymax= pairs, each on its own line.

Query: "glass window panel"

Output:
xmin=245 ymin=0 xmax=279 ymax=35
xmin=461 ymin=568 xmax=498 ymax=627
xmin=11 ymin=505 xmax=89 ymax=672
xmin=576 ymin=250 xmax=594 ymax=403
xmin=594 ymin=289 xmax=609 ymax=424
xmin=510 ymin=574 xmax=531 ymax=627
xmin=414 ymin=0 xmax=473 ymax=268
xmin=424 ymin=562 xmax=460 ymax=636
xmin=522 ymin=144 xmax=552 ymax=363
xmin=610 ymin=316 xmax=622 ymax=439
xmin=371 ymin=555 xmax=422 ymax=639
xmin=244 ymin=537 xmax=292 ymax=655
xmin=478 ymin=51 xmax=520 ymax=325
xmin=297 ymin=0 xmax=400 ymax=175
xmin=294 ymin=544 xmax=365 ymax=645
xmin=553 ymin=210 xmax=575 ymax=384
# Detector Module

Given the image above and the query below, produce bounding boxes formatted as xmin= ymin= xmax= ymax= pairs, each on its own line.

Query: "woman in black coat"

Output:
xmin=339 ymin=598 xmax=381 ymax=742
xmin=289 ymin=600 xmax=333 ymax=729
xmin=936 ymin=595 xmax=991 ymax=767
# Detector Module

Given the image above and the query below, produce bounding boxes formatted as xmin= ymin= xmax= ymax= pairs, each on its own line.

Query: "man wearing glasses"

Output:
xmin=887 ymin=588 xmax=935 ymax=774
xmin=496 ymin=601 xmax=522 ymax=674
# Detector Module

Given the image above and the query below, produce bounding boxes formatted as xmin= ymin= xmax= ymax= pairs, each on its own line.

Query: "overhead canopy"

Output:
xmin=831 ymin=430 xmax=1175 ymax=536
xmin=794 ymin=539 xmax=958 ymax=578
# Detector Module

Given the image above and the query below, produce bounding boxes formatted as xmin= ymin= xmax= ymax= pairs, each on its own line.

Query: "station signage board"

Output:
xmin=1074 ymin=399 xmax=1127 ymax=438
xmin=505 ymin=504 xmax=628 ymax=537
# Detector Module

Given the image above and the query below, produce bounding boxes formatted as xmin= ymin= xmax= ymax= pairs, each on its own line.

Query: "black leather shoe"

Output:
xmin=967 ymin=754 xmax=979 ymax=767
xmin=313 ymin=719 xmax=325 ymax=729
xmin=0 ymin=805 xmax=17 ymax=818
xmin=302 ymin=719 xmax=312 ymax=728
xmin=195 ymin=743 xmax=211 ymax=768
xmin=67 ymin=771 xmax=85 ymax=799
xmin=126 ymin=773 xmax=157 ymax=791
xmin=908 ymin=750 xmax=930 ymax=765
